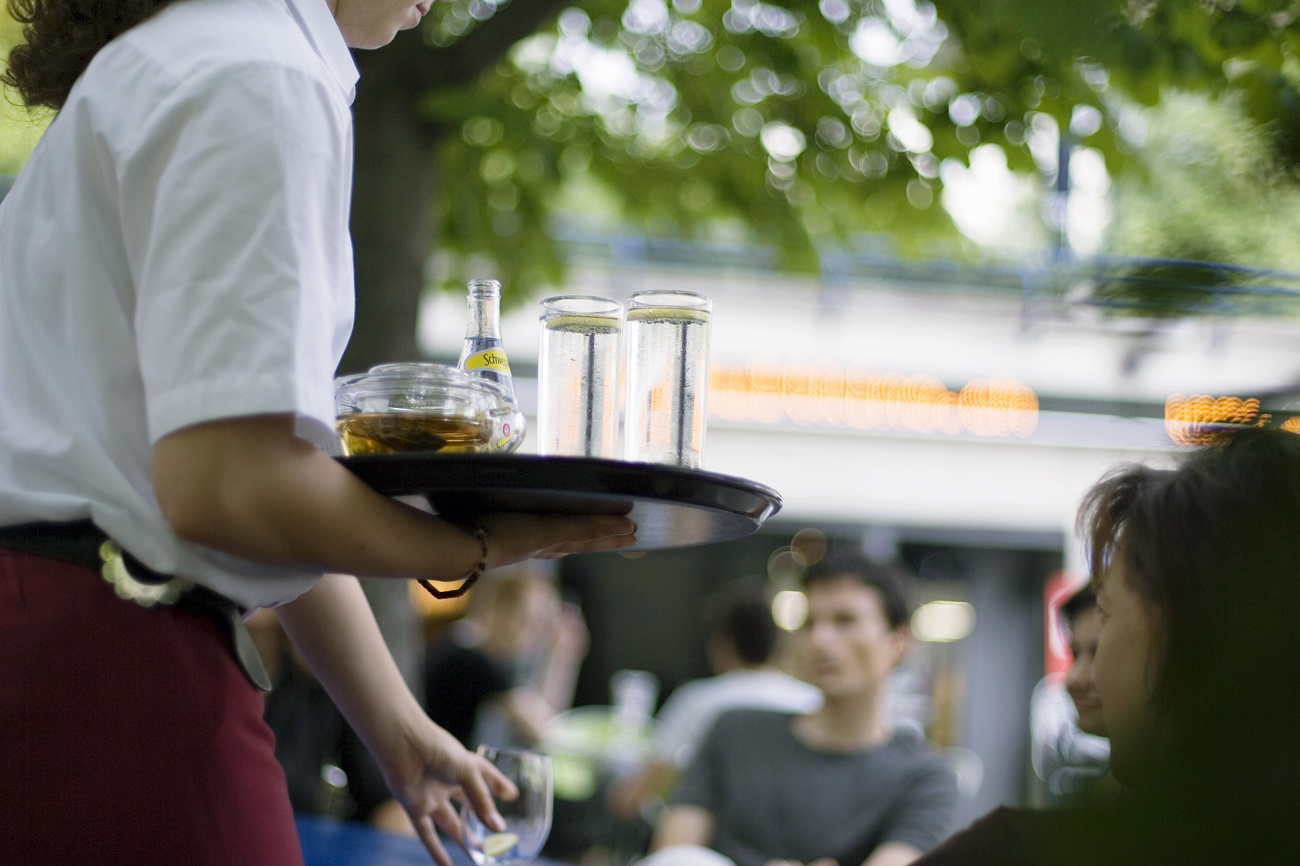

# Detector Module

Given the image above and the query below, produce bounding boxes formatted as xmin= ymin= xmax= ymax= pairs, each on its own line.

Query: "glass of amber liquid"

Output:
xmin=334 ymin=363 xmax=507 ymax=455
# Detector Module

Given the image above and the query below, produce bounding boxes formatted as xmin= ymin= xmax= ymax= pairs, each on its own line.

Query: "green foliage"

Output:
xmin=0 ymin=10 xmax=49 ymax=174
xmin=4 ymin=0 xmax=1298 ymax=318
xmin=1112 ymin=91 xmax=1300 ymax=266
xmin=1096 ymin=89 xmax=1300 ymax=316
xmin=421 ymin=0 xmax=1300 ymax=303
xmin=425 ymin=0 xmax=977 ymax=299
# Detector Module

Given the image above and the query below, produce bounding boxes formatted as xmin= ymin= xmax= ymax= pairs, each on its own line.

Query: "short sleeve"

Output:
xmin=118 ymin=59 xmax=353 ymax=443
xmin=671 ymin=710 xmax=729 ymax=812
xmin=653 ymin=682 xmax=707 ymax=766
xmin=879 ymin=754 xmax=960 ymax=852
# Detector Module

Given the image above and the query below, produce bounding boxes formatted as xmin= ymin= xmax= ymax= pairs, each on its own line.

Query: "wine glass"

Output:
xmin=464 ymin=745 xmax=553 ymax=865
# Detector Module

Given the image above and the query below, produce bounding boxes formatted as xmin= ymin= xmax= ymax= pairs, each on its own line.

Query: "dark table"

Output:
xmin=296 ymin=815 xmax=568 ymax=866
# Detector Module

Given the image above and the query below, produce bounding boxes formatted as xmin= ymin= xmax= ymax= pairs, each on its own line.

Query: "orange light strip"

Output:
xmin=1164 ymin=394 xmax=1261 ymax=446
xmin=708 ymin=360 xmax=1038 ymax=438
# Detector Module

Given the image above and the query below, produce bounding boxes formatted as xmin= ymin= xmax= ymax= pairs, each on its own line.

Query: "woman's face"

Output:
xmin=1065 ymin=606 xmax=1107 ymax=737
xmin=329 ymin=0 xmax=438 ymax=49
xmin=1093 ymin=555 xmax=1166 ymax=785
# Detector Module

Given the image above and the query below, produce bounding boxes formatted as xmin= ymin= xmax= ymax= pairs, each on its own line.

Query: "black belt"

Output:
xmin=0 ymin=520 xmax=272 ymax=691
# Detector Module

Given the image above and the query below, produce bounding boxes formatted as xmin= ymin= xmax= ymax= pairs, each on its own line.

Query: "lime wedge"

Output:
xmin=545 ymin=314 xmax=620 ymax=333
xmin=483 ymin=832 xmax=518 ymax=859
xmin=625 ymin=307 xmax=709 ymax=324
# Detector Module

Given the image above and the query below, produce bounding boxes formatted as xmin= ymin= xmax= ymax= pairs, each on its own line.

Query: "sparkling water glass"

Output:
xmin=622 ymin=291 xmax=712 ymax=468
xmin=537 ymin=296 xmax=622 ymax=459
xmin=464 ymin=746 xmax=553 ymax=865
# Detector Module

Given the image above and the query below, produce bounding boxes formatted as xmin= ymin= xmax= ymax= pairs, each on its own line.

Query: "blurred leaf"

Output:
xmin=7 ymin=0 xmax=1300 ymax=358
xmin=1098 ymin=90 xmax=1300 ymax=314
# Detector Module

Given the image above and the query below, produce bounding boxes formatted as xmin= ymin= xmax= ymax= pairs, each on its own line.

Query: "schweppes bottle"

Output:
xmin=458 ymin=279 xmax=526 ymax=452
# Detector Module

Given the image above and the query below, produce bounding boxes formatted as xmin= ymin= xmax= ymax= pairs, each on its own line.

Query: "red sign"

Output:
xmin=1043 ymin=570 xmax=1086 ymax=678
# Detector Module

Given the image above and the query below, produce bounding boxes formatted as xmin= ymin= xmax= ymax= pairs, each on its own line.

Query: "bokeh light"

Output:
xmin=911 ymin=600 xmax=976 ymax=642
xmin=791 ymin=528 xmax=828 ymax=567
xmin=767 ymin=547 xmax=807 ymax=584
xmin=710 ymin=359 xmax=1038 ymax=438
xmin=772 ymin=590 xmax=809 ymax=631
xmin=1165 ymin=393 xmax=1261 ymax=446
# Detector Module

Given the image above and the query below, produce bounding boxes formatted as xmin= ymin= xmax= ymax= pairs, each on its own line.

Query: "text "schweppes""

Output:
xmin=464 ymin=349 xmax=511 ymax=374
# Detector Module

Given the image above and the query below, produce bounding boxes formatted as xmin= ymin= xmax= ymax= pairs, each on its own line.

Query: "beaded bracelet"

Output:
xmin=418 ymin=524 xmax=488 ymax=600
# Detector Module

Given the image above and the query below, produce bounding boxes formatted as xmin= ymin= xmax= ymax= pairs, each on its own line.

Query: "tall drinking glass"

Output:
xmin=622 ymin=291 xmax=712 ymax=468
xmin=537 ymin=296 xmax=622 ymax=459
xmin=464 ymin=746 xmax=553 ymax=865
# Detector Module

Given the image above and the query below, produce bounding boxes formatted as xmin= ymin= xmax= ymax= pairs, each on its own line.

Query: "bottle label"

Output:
xmin=464 ymin=349 xmax=511 ymax=374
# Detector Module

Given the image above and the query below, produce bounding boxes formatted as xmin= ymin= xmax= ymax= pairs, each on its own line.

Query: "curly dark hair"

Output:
xmin=3 ymin=0 xmax=180 ymax=110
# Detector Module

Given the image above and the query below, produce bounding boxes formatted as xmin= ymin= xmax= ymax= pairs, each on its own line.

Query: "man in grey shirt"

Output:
xmin=609 ymin=577 xmax=822 ymax=821
xmin=646 ymin=553 xmax=957 ymax=866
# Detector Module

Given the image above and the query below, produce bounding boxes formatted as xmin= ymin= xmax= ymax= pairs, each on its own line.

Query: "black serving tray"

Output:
xmin=337 ymin=453 xmax=781 ymax=551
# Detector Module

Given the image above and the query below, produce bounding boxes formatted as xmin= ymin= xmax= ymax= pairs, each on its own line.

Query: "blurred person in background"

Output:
xmin=1029 ymin=585 xmax=1111 ymax=807
xmin=643 ymin=553 xmax=957 ymax=866
xmin=915 ymin=426 xmax=1300 ymax=865
xmin=608 ymin=576 xmax=822 ymax=822
xmin=248 ymin=609 xmax=413 ymax=835
xmin=424 ymin=567 xmax=587 ymax=749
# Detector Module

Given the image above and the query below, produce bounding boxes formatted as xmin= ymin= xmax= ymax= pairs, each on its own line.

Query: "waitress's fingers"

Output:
xmin=479 ymin=755 xmax=519 ymax=802
xmin=536 ymin=532 xmax=639 ymax=558
xmin=413 ymin=813 xmax=454 ymax=866
xmin=479 ymin=513 xmax=635 ymax=564
xmin=457 ymin=754 xmax=511 ymax=833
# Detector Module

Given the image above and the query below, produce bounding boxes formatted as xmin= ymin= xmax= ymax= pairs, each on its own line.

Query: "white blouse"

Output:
xmin=0 ymin=0 xmax=359 ymax=608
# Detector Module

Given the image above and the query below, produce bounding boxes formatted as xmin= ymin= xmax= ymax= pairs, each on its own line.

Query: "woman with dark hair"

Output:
xmin=0 ymin=1 xmax=635 ymax=864
xmin=916 ymin=425 xmax=1300 ymax=865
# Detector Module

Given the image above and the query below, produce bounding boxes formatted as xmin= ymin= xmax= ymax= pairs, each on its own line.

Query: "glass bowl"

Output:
xmin=334 ymin=362 xmax=510 ymax=456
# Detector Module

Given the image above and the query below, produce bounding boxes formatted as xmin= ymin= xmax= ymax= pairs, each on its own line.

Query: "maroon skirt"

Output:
xmin=0 ymin=548 xmax=303 ymax=866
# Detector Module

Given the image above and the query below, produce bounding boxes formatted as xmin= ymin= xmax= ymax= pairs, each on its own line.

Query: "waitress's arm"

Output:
xmin=275 ymin=571 xmax=507 ymax=866
xmin=151 ymin=413 xmax=637 ymax=580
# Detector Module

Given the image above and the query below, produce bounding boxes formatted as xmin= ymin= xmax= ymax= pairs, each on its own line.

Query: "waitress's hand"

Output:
xmin=276 ymin=576 xmax=516 ymax=865
xmin=478 ymin=512 xmax=637 ymax=566
xmin=380 ymin=718 xmax=518 ymax=866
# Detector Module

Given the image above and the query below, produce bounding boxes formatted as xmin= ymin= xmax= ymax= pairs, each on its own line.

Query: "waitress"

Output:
xmin=0 ymin=0 xmax=636 ymax=863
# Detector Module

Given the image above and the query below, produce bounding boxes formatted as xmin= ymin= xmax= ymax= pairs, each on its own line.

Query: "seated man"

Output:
xmin=1030 ymin=585 xmax=1110 ymax=805
xmin=646 ymin=554 xmax=958 ymax=866
xmin=609 ymin=576 xmax=823 ymax=820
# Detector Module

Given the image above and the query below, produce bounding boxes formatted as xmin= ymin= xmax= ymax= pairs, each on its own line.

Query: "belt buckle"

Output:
xmin=98 ymin=539 xmax=191 ymax=607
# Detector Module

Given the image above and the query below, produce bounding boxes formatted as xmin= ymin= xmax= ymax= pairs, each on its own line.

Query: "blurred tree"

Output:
xmin=347 ymin=0 xmax=1300 ymax=370
xmin=1094 ymin=90 xmax=1300 ymax=316
xmin=932 ymin=1 xmax=1300 ymax=317
xmin=3 ymin=2 xmax=1298 ymax=365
